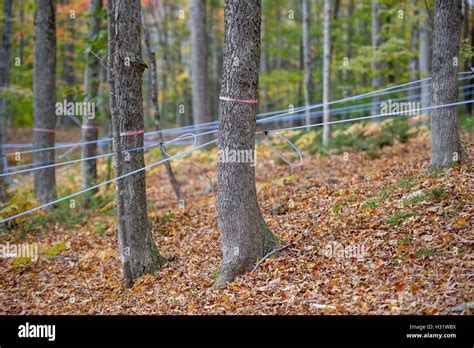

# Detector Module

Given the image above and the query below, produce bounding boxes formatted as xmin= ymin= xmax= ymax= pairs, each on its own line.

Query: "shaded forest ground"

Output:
xmin=1 ymin=118 xmax=473 ymax=315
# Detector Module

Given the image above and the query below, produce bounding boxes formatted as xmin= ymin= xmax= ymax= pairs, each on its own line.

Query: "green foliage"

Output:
xmin=397 ymin=176 xmax=416 ymax=189
xmin=44 ymin=243 xmax=69 ymax=258
xmin=386 ymin=211 xmax=416 ymax=225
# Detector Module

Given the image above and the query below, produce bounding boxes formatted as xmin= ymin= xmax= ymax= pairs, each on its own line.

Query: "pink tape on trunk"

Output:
xmin=33 ymin=128 xmax=55 ymax=133
xmin=219 ymin=96 xmax=258 ymax=104
xmin=81 ymin=125 xmax=97 ymax=130
xmin=120 ymin=129 xmax=144 ymax=137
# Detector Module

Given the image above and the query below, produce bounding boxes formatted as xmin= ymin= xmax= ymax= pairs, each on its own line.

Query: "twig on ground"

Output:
xmin=453 ymin=233 xmax=474 ymax=244
xmin=252 ymin=225 xmax=314 ymax=273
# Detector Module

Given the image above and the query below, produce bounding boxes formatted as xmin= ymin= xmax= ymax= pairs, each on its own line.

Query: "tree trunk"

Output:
xmin=429 ymin=0 xmax=464 ymax=169
xmin=216 ymin=0 xmax=279 ymax=285
xmin=189 ymin=0 xmax=211 ymax=144
xmin=81 ymin=0 xmax=102 ymax=204
xmin=106 ymin=0 xmax=166 ymax=288
xmin=142 ymin=13 xmax=183 ymax=202
xmin=322 ymin=0 xmax=331 ymax=145
xmin=61 ymin=15 xmax=77 ymax=128
xmin=33 ymin=0 xmax=57 ymax=203
xmin=260 ymin=15 xmax=269 ymax=114
xmin=462 ymin=0 xmax=471 ymax=114
xmin=302 ymin=0 xmax=313 ymax=127
xmin=419 ymin=5 xmax=432 ymax=110
xmin=371 ymin=0 xmax=383 ymax=115
xmin=409 ymin=1 xmax=419 ymax=98
xmin=0 ymin=0 xmax=13 ymax=203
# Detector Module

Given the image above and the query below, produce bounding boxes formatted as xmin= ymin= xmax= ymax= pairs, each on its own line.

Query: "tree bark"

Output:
xmin=429 ymin=0 xmax=465 ymax=169
xmin=419 ymin=5 xmax=432 ymax=110
xmin=142 ymin=13 xmax=183 ymax=202
xmin=216 ymin=0 xmax=279 ymax=285
xmin=409 ymin=1 xmax=419 ymax=98
xmin=322 ymin=0 xmax=331 ymax=145
xmin=106 ymin=0 xmax=166 ymax=288
xmin=61 ymin=15 xmax=77 ymax=128
xmin=462 ymin=0 xmax=471 ymax=114
xmin=0 ymin=0 xmax=13 ymax=203
xmin=260 ymin=15 xmax=269 ymax=114
xmin=189 ymin=0 xmax=211 ymax=144
xmin=371 ymin=0 xmax=383 ymax=116
xmin=302 ymin=0 xmax=314 ymax=127
xmin=33 ymin=0 xmax=57 ymax=203
xmin=81 ymin=0 xmax=102 ymax=203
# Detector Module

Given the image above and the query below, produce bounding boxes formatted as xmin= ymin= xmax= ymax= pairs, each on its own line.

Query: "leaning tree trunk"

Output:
xmin=33 ymin=0 xmax=57 ymax=203
xmin=371 ymin=0 xmax=383 ymax=116
xmin=0 ymin=0 xmax=13 ymax=203
xmin=429 ymin=0 xmax=465 ymax=169
xmin=419 ymin=5 xmax=432 ymax=111
xmin=322 ymin=0 xmax=331 ymax=145
xmin=189 ymin=0 xmax=212 ymax=144
xmin=81 ymin=0 xmax=102 ymax=204
xmin=216 ymin=0 xmax=279 ymax=285
xmin=302 ymin=0 xmax=314 ymax=127
xmin=142 ymin=13 xmax=183 ymax=202
xmin=106 ymin=0 xmax=166 ymax=288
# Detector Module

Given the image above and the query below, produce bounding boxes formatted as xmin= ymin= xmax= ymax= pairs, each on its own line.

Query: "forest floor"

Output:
xmin=1 ymin=125 xmax=473 ymax=315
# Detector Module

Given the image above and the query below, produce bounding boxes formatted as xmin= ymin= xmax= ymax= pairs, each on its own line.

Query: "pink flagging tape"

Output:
xmin=120 ymin=129 xmax=144 ymax=137
xmin=33 ymin=128 xmax=55 ymax=133
xmin=81 ymin=125 xmax=97 ymax=130
xmin=219 ymin=96 xmax=258 ymax=104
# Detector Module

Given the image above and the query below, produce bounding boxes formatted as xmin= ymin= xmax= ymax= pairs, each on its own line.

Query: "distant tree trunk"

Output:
xmin=106 ymin=0 xmax=166 ymax=287
xmin=61 ymin=15 xmax=76 ymax=128
xmin=0 ymin=0 xmax=13 ymax=203
xmin=302 ymin=0 xmax=314 ymax=127
xmin=322 ymin=0 xmax=331 ymax=145
xmin=81 ymin=0 xmax=102 ymax=204
xmin=33 ymin=0 xmax=57 ymax=203
xmin=345 ymin=0 xmax=354 ymax=84
xmin=409 ymin=1 xmax=419 ymax=98
xmin=371 ymin=0 xmax=383 ymax=115
xmin=142 ymin=13 xmax=183 ymax=202
xmin=419 ymin=5 xmax=432 ymax=110
xmin=189 ymin=0 xmax=211 ymax=144
xmin=430 ymin=0 xmax=464 ymax=169
xmin=260 ymin=15 xmax=269 ymax=114
xmin=216 ymin=0 xmax=279 ymax=285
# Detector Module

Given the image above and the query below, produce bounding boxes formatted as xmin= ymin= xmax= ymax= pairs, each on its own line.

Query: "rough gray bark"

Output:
xmin=429 ymin=0 xmax=465 ymax=169
xmin=419 ymin=5 xmax=432 ymax=110
xmin=33 ymin=0 xmax=57 ymax=203
xmin=81 ymin=0 xmax=102 ymax=202
xmin=142 ymin=13 xmax=183 ymax=202
xmin=302 ymin=0 xmax=313 ymax=127
xmin=0 ymin=0 xmax=13 ymax=203
xmin=409 ymin=1 xmax=419 ymax=98
xmin=216 ymin=0 xmax=279 ymax=285
xmin=462 ymin=0 xmax=471 ymax=114
xmin=371 ymin=0 xmax=383 ymax=115
xmin=260 ymin=15 xmax=269 ymax=114
xmin=189 ymin=0 xmax=211 ymax=144
xmin=106 ymin=0 xmax=166 ymax=287
xmin=322 ymin=0 xmax=331 ymax=145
